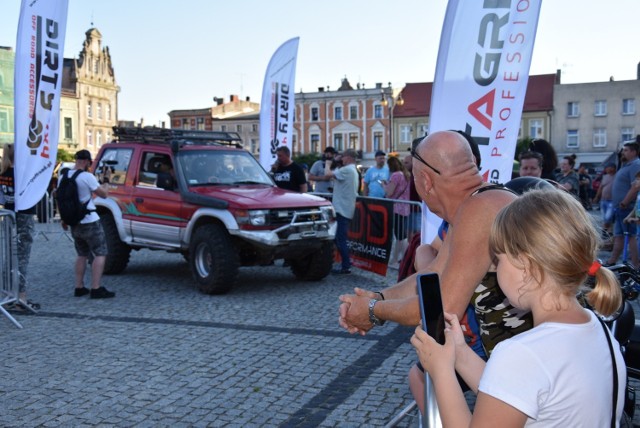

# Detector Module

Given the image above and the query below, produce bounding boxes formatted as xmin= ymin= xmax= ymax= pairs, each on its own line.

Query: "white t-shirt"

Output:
xmin=331 ymin=164 xmax=359 ymax=219
xmin=61 ymin=169 xmax=101 ymax=224
xmin=479 ymin=311 xmax=625 ymax=426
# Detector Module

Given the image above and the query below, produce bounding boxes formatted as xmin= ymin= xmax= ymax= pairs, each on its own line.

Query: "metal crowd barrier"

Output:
xmin=309 ymin=192 xmax=422 ymax=267
xmin=36 ymin=191 xmax=72 ymax=242
xmin=0 ymin=210 xmax=23 ymax=328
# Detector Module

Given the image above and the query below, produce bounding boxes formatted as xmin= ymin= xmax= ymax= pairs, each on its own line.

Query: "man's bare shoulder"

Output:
xmin=454 ymin=186 xmax=517 ymax=224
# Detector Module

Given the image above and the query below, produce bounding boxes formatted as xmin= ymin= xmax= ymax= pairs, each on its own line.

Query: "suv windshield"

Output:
xmin=179 ymin=150 xmax=274 ymax=186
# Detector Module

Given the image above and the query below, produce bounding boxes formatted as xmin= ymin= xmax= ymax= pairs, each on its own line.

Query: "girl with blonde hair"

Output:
xmin=412 ymin=188 xmax=625 ymax=426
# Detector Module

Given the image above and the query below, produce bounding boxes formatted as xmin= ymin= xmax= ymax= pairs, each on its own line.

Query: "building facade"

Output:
xmin=293 ymin=78 xmax=395 ymax=163
xmin=0 ymin=47 xmax=14 ymax=146
xmin=552 ymin=72 xmax=640 ymax=167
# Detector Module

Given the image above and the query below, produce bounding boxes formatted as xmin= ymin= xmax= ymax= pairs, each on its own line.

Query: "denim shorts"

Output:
xmin=600 ymin=200 xmax=614 ymax=224
xmin=613 ymin=207 xmax=637 ymax=236
xmin=71 ymin=221 xmax=108 ymax=257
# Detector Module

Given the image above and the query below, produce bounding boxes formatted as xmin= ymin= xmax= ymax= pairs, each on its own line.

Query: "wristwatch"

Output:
xmin=368 ymin=299 xmax=386 ymax=327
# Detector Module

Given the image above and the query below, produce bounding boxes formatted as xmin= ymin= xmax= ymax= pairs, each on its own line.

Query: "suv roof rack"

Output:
xmin=112 ymin=126 xmax=243 ymax=148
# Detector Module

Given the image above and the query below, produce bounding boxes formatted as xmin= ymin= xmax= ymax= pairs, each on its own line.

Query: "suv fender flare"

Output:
xmin=94 ymin=197 xmax=132 ymax=244
xmin=184 ymin=208 xmax=240 ymax=246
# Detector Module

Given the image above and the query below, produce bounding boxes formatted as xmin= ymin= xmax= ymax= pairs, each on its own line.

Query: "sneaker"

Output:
xmin=90 ymin=287 xmax=115 ymax=299
xmin=19 ymin=300 xmax=41 ymax=311
xmin=331 ymin=268 xmax=351 ymax=275
xmin=74 ymin=287 xmax=90 ymax=297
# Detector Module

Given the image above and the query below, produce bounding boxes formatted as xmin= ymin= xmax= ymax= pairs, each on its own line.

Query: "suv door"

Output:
xmin=129 ymin=150 xmax=184 ymax=247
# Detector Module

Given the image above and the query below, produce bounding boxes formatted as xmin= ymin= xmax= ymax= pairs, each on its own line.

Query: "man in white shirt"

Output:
xmin=60 ymin=150 xmax=115 ymax=299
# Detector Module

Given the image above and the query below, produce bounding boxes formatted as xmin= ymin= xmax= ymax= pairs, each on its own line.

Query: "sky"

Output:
xmin=1 ymin=0 xmax=639 ymax=127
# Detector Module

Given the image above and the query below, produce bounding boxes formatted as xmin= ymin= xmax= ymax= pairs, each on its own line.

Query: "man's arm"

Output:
xmin=299 ymin=183 xmax=308 ymax=193
xmin=93 ymin=183 xmax=109 ymax=198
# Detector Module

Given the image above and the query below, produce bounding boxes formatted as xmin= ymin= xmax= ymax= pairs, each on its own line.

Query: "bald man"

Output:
xmin=338 ymin=131 xmax=533 ymax=413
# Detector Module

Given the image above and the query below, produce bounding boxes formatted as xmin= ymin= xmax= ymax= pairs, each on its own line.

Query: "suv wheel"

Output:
xmin=101 ymin=213 xmax=131 ymax=274
xmin=290 ymin=241 xmax=334 ymax=281
xmin=189 ymin=224 xmax=239 ymax=294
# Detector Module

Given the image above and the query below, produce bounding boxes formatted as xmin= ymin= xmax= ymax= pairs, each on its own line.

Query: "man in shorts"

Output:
xmin=61 ymin=150 xmax=115 ymax=299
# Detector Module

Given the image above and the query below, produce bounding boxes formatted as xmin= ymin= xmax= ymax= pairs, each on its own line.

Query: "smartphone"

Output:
xmin=417 ymin=273 xmax=445 ymax=343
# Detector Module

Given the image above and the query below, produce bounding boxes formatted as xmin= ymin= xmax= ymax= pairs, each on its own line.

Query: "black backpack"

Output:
xmin=56 ymin=169 xmax=94 ymax=226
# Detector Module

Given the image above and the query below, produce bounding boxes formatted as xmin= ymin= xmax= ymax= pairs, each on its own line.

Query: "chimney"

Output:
xmin=213 ymin=96 xmax=223 ymax=106
xmin=230 ymin=95 xmax=239 ymax=102
xmin=375 ymin=82 xmax=382 ymax=89
xmin=318 ymin=87 xmax=324 ymax=92
xmin=555 ymin=69 xmax=561 ymax=84
xmin=245 ymin=96 xmax=250 ymax=101
xmin=637 ymin=61 xmax=640 ymax=80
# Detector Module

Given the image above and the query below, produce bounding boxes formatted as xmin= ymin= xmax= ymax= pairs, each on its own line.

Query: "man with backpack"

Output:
xmin=57 ymin=150 xmax=115 ymax=299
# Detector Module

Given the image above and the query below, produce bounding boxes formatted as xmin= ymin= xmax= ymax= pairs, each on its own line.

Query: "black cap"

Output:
xmin=75 ymin=149 xmax=92 ymax=161
xmin=375 ymin=150 xmax=386 ymax=157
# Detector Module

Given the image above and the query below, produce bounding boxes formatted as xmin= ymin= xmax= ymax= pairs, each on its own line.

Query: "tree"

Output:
xmin=57 ymin=148 xmax=74 ymax=162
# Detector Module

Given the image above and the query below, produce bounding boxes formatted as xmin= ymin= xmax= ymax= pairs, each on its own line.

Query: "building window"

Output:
xmin=87 ymin=129 xmax=93 ymax=146
xmin=567 ymin=130 xmax=579 ymax=148
xmin=374 ymin=104 xmax=382 ymax=119
xmin=334 ymin=106 xmax=343 ymax=120
xmin=251 ymin=139 xmax=258 ymax=153
xmin=400 ymin=125 xmax=412 ymax=144
xmin=333 ymin=133 xmax=344 ymax=151
xmin=349 ymin=105 xmax=358 ymax=120
xmin=96 ymin=131 xmax=102 ymax=147
xmin=220 ymin=125 xmax=226 ymax=132
xmin=567 ymin=102 xmax=579 ymax=117
xmin=594 ymin=100 xmax=607 ymax=117
xmin=64 ymin=117 xmax=72 ymax=140
xmin=236 ymin=124 xmax=242 ymax=132
xmin=623 ymin=99 xmax=636 ymax=115
xmin=349 ymin=132 xmax=358 ymax=149
xmin=197 ymin=117 xmax=204 ymax=131
xmin=529 ymin=119 xmax=543 ymax=139
xmin=373 ymin=132 xmax=382 ymax=151
xmin=593 ymin=128 xmax=607 ymax=147
xmin=252 ymin=123 xmax=258 ymax=132
xmin=87 ymin=102 xmax=92 ymax=118
xmin=310 ymin=134 xmax=320 ymax=153
xmin=182 ymin=119 xmax=189 ymax=129
xmin=94 ymin=59 xmax=99 ymax=74
xmin=97 ymin=103 xmax=102 ymax=120
xmin=107 ymin=104 xmax=111 ymax=120
xmin=622 ymin=127 xmax=635 ymax=142
xmin=0 ymin=110 xmax=9 ymax=133
xmin=311 ymin=107 xmax=319 ymax=121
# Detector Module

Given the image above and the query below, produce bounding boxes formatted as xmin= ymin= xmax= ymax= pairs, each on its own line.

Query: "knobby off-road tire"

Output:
xmin=189 ymin=224 xmax=239 ymax=294
xmin=290 ymin=240 xmax=334 ymax=281
xmin=101 ymin=213 xmax=131 ymax=274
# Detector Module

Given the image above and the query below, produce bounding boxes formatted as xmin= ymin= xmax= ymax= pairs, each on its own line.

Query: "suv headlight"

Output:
xmin=321 ymin=205 xmax=335 ymax=222
xmin=234 ymin=209 xmax=268 ymax=226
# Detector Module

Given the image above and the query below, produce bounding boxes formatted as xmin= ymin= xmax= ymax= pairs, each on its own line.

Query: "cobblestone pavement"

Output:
xmin=0 ymin=223 xmax=418 ymax=427
xmin=2 ymin=215 xmax=640 ymax=427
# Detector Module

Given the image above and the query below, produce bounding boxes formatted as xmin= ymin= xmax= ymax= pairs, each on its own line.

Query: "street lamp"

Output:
xmin=381 ymin=92 xmax=404 ymax=153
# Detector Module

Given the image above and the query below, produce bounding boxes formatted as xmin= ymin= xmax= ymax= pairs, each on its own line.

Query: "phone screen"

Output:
xmin=417 ymin=273 xmax=444 ymax=343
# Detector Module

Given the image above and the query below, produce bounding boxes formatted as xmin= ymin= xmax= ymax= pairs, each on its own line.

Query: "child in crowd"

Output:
xmin=411 ymin=188 xmax=625 ymax=426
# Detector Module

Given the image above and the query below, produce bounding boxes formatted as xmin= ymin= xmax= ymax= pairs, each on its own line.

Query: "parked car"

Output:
xmin=90 ymin=126 xmax=337 ymax=294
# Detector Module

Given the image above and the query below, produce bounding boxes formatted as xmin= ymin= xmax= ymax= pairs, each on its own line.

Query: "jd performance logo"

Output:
xmin=463 ymin=0 xmax=535 ymax=183
xmin=269 ymin=82 xmax=292 ymax=155
xmin=26 ymin=14 xmax=61 ymax=158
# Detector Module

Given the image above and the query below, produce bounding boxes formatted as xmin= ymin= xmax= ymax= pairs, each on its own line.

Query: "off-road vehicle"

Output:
xmin=90 ymin=126 xmax=336 ymax=294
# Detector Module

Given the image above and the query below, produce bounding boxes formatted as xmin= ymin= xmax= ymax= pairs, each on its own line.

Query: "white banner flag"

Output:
xmin=259 ymin=37 xmax=299 ymax=170
xmin=431 ymin=0 xmax=542 ymax=182
xmin=423 ymin=0 xmax=542 ymax=243
xmin=14 ymin=0 xmax=69 ymax=210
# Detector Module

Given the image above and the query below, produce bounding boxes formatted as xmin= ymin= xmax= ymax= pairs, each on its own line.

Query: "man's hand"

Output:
xmin=61 ymin=221 xmax=68 ymax=231
xmin=338 ymin=287 xmax=380 ymax=335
